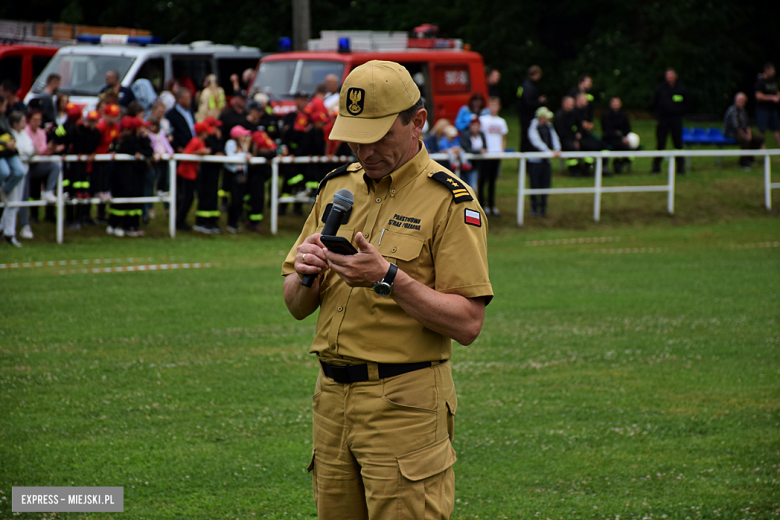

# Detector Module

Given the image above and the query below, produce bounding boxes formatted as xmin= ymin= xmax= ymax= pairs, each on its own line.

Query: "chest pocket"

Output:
xmin=376 ymin=231 xmax=424 ymax=278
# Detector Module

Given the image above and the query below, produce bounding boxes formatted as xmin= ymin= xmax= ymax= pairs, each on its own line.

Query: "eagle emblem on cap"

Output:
xmin=347 ymin=87 xmax=365 ymax=115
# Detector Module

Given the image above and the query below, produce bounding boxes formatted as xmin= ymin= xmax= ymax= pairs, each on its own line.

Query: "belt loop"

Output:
xmin=430 ymin=361 xmax=440 ymax=367
xmin=367 ymin=362 xmax=380 ymax=381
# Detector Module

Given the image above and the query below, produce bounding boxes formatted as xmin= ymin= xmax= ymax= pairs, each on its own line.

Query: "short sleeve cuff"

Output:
xmin=438 ymin=283 xmax=494 ymax=305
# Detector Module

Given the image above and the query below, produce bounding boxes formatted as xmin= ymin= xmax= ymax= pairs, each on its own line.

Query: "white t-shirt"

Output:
xmin=479 ymin=114 xmax=508 ymax=153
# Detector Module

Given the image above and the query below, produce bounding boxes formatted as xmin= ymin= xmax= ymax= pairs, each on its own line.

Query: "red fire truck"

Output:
xmin=250 ymin=27 xmax=488 ymax=127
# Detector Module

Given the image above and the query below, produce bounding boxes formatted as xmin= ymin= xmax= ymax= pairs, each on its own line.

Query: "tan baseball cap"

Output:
xmin=329 ymin=60 xmax=421 ymax=144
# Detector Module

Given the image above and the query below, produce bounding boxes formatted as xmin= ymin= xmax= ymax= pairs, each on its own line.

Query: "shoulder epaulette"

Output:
xmin=315 ymin=163 xmax=358 ymax=197
xmin=429 ymin=171 xmax=474 ymax=203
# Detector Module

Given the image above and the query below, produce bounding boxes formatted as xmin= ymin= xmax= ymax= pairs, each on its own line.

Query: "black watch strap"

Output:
xmin=384 ymin=263 xmax=398 ymax=285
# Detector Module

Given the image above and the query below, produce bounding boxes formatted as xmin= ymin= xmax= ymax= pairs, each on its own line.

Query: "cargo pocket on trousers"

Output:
xmin=397 ymin=436 xmax=457 ymax=519
xmin=446 ymin=390 xmax=457 ymax=443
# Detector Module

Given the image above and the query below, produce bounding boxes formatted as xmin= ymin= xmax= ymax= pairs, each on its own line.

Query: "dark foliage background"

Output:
xmin=3 ymin=0 xmax=777 ymax=115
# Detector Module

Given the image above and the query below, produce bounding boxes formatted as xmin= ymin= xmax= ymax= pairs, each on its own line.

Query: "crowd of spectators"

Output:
xmin=0 ymin=66 xmax=353 ymax=245
xmin=2 ymin=59 xmax=779 ymax=244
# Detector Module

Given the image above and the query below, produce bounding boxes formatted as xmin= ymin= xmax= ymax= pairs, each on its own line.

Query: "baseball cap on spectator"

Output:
xmin=294 ymin=91 xmax=309 ymax=99
xmin=66 ymin=103 xmax=82 ymax=118
xmin=330 ymin=60 xmax=421 ymax=144
xmin=203 ymin=116 xmax=223 ymax=128
xmin=194 ymin=121 xmax=214 ymax=135
xmin=103 ymin=104 xmax=121 ymax=117
xmin=535 ymin=106 xmax=554 ymax=119
xmin=246 ymin=101 xmax=262 ymax=112
xmin=230 ymin=125 xmax=251 ymax=139
xmin=86 ymin=110 xmax=100 ymax=121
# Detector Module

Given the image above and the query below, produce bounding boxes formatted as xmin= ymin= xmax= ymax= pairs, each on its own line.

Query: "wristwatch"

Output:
xmin=372 ymin=263 xmax=398 ymax=296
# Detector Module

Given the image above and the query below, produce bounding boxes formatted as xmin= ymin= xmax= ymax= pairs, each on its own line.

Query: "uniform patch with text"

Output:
xmin=464 ymin=209 xmax=482 ymax=227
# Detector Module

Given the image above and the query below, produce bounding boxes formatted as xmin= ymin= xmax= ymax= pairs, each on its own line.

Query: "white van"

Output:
xmin=25 ymin=36 xmax=261 ymax=110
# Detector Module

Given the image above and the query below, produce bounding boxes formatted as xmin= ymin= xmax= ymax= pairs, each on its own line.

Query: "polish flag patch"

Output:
xmin=464 ymin=208 xmax=482 ymax=227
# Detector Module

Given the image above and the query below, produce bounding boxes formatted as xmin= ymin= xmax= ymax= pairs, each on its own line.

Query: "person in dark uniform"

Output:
xmin=527 ymin=106 xmax=561 ymax=217
xmin=193 ymin=118 xmax=225 ymax=234
xmin=754 ymin=62 xmax=780 ymax=148
xmin=70 ymin=111 xmax=102 ymax=225
xmin=279 ymin=92 xmax=311 ymax=215
xmin=282 ymin=59 xmax=492 ymax=520
xmin=652 ymin=68 xmax=687 ymax=174
xmin=517 ymin=65 xmax=547 ymax=152
xmin=568 ymin=74 xmax=594 ymax=122
xmin=553 ymin=96 xmax=583 ymax=176
xmin=574 ymin=92 xmax=611 ymax=175
xmin=107 ymin=116 xmax=153 ymax=237
xmin=601 ymin=96 xmax=633 ymax=174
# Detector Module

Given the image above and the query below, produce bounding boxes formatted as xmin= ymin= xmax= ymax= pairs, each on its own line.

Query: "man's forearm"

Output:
xmin=283 ymin=274 xmax=321 ymax=320
xmin=391 ymin=269 xmax=485 ymax=346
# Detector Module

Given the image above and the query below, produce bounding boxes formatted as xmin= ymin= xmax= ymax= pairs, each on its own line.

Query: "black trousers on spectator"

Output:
xmin=246 ymin=165 xmax=268 ymax=225
xmin=653 ymin=118 xmax=684 ymax=173
xmin=109 ymin=166 xmax=142 ymax=230
xmin=196 ymin=165 xmax=221 ymax=228
xmin=227 ymin=171 xmax=246 ymax=229
xmin=478 ymin=159 xmax=501 ymax=209
xmin=735 ymin=135 xmax=765 ymax=166
xmin=604 ymin=136 xmax=631 ymax=173
xmin=177 ymin=177 xmax=196 ymax=227
xmin=519 ymin=115 xmax=533 ymax=152
xmin=529 ymin=161 xmax=551 ymax=216
xmin=93 ymin=161 xmax=113 ymax=220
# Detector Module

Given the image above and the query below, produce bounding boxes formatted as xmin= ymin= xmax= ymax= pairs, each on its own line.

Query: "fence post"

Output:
xmin=765 ymin=153 xmax=772 ymax=211
xmin=667 ymin=153 xmax=676 ymax=214
xmin=271 ymin=158 xmax=279 ymax=235
xmin=517 ymin=157 xmax=526 ymax=226
xmin=593 ymin=156 xmax=603 ymax=222
xmin=168 ymin=158 xmax=177 ymax=238
xmin=56 ymin=160 xmax=64 ymax=244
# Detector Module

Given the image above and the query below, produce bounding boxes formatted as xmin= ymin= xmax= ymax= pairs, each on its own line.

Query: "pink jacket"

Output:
xmin=25 ymin=126 xmax=51 ymax=155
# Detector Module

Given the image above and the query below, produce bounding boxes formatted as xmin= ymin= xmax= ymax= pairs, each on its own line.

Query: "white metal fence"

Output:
xmin=0 ymin=149 xmax=776 ymax=243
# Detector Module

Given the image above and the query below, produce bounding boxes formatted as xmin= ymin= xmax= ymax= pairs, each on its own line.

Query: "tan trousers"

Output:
xmin=308 ymin=361 xmax=458 ymax=520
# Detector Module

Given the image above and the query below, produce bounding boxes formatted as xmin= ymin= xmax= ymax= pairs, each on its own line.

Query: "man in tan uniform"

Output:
xmin=282 ymin=60 xmax=493 ymax=520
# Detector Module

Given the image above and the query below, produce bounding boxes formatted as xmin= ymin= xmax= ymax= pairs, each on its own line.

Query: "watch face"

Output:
xmin=373 ymin=281 xmax=392 ymax=296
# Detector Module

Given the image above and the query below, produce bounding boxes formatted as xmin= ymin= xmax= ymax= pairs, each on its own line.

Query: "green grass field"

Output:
xmin=1 ymin=116 xmax=779 ymax=519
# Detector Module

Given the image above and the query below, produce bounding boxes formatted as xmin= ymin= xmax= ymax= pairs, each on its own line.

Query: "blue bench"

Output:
xmin=682 ymin=126 xmax=736 ymax=169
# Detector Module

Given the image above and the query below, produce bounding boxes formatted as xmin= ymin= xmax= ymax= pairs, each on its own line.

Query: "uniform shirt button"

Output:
xmin=391 ymin=247 xmax=397 ymax=253
xmin=375 ymin=197 xmax=381 ymax=203
xmin=337 ymin=306 xmax=344 ymax=312
xmin=391 ymin=189 xmax=396 ymax=194
xmin=364 ymin=233 xmax=369 ymax=239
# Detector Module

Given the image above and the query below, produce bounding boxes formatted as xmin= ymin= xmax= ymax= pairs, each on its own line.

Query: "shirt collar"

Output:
xmin=362 ymin=140 xmax=429 ymax=195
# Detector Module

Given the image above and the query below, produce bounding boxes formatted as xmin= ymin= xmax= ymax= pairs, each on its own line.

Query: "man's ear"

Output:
xmin=412 ymin=108 xmax=428 ymax=140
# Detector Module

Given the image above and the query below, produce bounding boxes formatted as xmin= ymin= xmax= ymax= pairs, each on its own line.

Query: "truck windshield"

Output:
xmin=31 ymin=54 xmax=135 ymax=96
xmin=252 ymin=60 xmax=344 ymax=98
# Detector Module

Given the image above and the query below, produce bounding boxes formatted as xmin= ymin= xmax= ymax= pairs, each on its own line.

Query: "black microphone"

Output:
xmin=301 ymin=188 xmax=354 ymax=288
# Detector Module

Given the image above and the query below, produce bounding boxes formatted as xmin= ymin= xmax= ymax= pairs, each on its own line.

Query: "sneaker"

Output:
xmin=20 ymin=225 xmax=33 ymax=239
xmin=209 ymin=226 xmax=223 ymax=235
xmin=491 ymin=206 xmax=501 ymax=217
xmin=4 ymin=234 xmax=21 ymax=247
xmin=126 ymin=229 xmax=142 ymax=237
xmin=226 ymin=225 xmax=240 ymax=234
xmin=483 ymin=207 xmax=492 ymax=216
xmin=113 ymin=227 xmax=125 ymax=237
xmin=106 ymin=226 xmax=114 ymax=235
xmin=148 ymin=209 xmax=156 ymax=219
xmin=193 ymin=224 xmax=213 ymax=234
xmin=461 ymin=162 xmax=473 ymax=172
